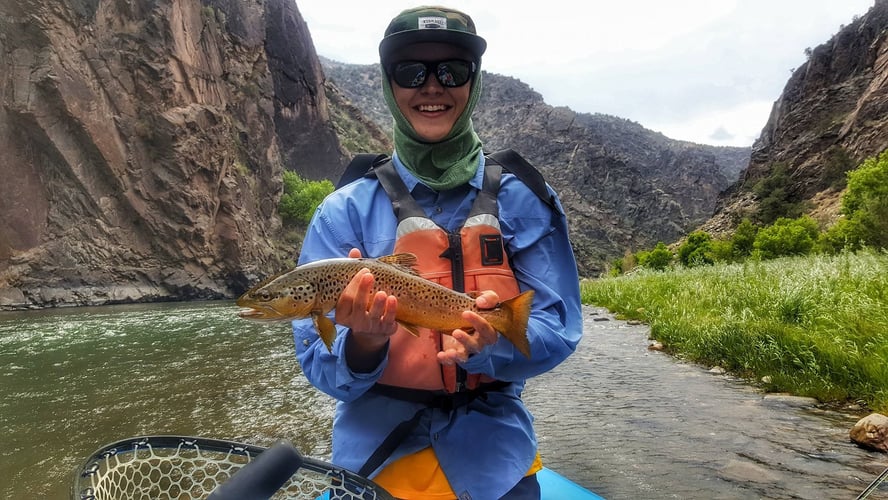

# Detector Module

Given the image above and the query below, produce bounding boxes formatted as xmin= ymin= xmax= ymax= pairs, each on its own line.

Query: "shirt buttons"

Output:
xmin=434 ymin=206 xmax=443 ymax=213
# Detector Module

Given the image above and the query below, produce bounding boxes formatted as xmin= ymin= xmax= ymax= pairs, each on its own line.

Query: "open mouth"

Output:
xmin=417 ymin=104 xmax=449 ymax=113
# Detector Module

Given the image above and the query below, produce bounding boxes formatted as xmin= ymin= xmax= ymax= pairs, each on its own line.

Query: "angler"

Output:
xmin=286 ymin=6 xmax=584 ymax=499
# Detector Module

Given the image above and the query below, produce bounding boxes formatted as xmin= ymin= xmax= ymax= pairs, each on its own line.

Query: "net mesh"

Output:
xmin=73 ymin=436 xmax=391 ymax=500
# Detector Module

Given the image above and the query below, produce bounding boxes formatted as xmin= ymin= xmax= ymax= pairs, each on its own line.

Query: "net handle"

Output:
xmin=207 ymin=440 xmax=304 ymax=500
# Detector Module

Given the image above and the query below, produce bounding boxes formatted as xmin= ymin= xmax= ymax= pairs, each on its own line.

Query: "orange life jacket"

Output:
xmin=373 ymin=160 xmax=520 ymax=393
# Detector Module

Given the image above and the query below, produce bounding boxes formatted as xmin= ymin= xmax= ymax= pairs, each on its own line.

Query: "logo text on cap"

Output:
xmin=417 ymin=16 xmax=447 ymax=30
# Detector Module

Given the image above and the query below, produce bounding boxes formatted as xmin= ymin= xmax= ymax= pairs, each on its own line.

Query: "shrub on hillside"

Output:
xmin=731 ymin=218 xmax=758 ymax=258
xmin=637 ymin=241 xmax=673 ymax=270
xmin=279 ymin=171 xmax=334 ymax=225
xmin=819 ymin=149 xmax=888 ymax=252
xmin=841 ymin=149 xmax=888 ymax=249
xmin=708 ymin=239 xmax=735 ymax=263
xmin=752 ymin=163 xmax=803 ymax=224
xmin=677 ymin=231 xmax=714 ymax=267
xmin=753 ymin=216 xmax=820 ymax=259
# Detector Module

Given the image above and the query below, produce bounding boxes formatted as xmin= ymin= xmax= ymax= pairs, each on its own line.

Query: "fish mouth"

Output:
xmin=238 ymin=307 xmax=265 ymax=319
xmin=237 ymin=307 xmax=283 ymax=321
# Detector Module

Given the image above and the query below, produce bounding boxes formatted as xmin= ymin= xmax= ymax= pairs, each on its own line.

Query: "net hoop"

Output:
xmin=71 ymin=435 xmax=394 ymax=500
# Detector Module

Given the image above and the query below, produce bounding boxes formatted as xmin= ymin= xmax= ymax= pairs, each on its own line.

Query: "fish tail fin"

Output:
xmin=490 ymin=290 xmax=534 ymax=358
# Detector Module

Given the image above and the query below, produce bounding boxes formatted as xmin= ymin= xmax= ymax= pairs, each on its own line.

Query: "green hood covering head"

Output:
xmin=378 ymin=5 xmax=487 ymax=191
xmin=381 ymin=70 xmax=484 ymax=191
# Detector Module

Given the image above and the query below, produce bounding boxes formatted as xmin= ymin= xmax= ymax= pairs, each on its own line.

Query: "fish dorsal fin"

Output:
xmin=377 ymin=253 xmax=421 ymax=276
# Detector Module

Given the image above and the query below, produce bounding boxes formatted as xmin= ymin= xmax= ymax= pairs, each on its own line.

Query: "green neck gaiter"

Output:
xmin=382 ymin=68 xmax=484 ymax=191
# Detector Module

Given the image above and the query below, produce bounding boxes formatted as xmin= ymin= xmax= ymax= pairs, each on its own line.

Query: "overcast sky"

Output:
xmin=298 ymin=1 xmax=874 ymax=147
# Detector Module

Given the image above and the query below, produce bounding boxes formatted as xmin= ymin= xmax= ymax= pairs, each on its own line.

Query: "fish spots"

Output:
xmin=291 ymin=283 xmax=315 ymax=306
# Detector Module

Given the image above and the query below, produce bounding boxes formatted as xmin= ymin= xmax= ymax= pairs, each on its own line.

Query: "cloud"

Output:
xmin=299 ymin=0 xmax=873 ymax=146
xmin=709 ymin=127 xmax=736 ymax=142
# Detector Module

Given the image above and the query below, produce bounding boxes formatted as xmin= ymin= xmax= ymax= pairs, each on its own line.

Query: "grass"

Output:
xmin=581 ymin=250 xmax=888 ymax=412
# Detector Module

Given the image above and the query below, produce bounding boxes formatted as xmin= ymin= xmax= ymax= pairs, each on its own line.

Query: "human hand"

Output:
xmin=437 ymin=290 xmax=500 ymax=366
xmin=336 ymin=249 xmax=399 ymax=371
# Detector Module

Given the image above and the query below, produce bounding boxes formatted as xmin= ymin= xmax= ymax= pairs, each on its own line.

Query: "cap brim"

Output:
xmin=379 ymin=30 xmax=487 ymax=64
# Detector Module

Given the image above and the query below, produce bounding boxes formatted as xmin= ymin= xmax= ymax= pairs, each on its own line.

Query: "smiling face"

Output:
xmin=388 ymin=42 xmax=474 ymax=143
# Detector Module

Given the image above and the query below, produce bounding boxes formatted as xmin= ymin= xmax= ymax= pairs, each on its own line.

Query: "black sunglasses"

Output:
xmin=389 ymin=59 xmax=476 ymax=88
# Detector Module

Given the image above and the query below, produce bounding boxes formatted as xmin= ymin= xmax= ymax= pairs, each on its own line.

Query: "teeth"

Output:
xmin=418 ymin=105 xmax=447 ymax=112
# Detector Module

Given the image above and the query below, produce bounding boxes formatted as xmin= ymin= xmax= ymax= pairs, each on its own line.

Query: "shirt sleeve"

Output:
xmin=291 ymin=183 xmax=394 ymax=402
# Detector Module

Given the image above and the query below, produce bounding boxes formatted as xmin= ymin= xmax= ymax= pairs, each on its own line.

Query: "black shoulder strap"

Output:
xmin=373 ymin=160 xmax=426 ymax=221
xmin=484 ymin=149 xmax=559 ymax=212
xmin=336 ymin=153 xmax=389 ymax=189
xmin=335 ymin=149 xmax=560 ymax=213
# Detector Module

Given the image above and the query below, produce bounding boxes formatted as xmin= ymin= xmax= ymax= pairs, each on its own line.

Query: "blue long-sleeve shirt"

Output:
xmin=292 ymin=153 xmax=582 ymax=499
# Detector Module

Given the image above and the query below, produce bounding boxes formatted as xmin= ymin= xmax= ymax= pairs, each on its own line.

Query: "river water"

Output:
xmin=1 ymin=302 xmax=885 ymax=499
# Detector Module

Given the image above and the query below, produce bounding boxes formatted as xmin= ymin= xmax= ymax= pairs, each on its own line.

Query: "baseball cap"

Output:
xmin=379 ymin=6 xmax=487 ymax=65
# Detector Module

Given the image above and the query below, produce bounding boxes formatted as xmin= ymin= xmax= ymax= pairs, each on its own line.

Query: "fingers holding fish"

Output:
xmin=339 ymin=269 xmax=398 ymax=371
xmin=463 ymin=310 xmax=500 ymax=350
xmin=437 ymin=311 xmax=498 ymax=365
xmin=335 ymin=268 xmax=373 ymax=318
xmin=335 ymin=269 xmax=398 ymax=338
xmin=472 ymin=289 xmax=500 ymax=309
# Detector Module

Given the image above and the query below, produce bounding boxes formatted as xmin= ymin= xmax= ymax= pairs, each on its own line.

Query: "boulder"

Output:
xmin=850 ymin=413 xmax=888 ymax=452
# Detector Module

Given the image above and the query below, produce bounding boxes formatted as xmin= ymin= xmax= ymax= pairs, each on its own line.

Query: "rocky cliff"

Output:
xmin=322 ymin=61 xmax=750 ymax=274
xmin=11 ymin=0 xmax=832 ymax=309
xmin=0 ymin=0 xmax=344 ymax=308
xmin=703 ymin=1 xmax=888 ymax=233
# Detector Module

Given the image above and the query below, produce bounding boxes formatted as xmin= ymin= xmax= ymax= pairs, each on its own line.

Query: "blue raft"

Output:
xmin=539 ymin=467 xmax=605 ymax=499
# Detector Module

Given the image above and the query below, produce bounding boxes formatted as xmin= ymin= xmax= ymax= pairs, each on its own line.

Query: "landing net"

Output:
xmin=72 ymin=435 xmax=393 ymax=500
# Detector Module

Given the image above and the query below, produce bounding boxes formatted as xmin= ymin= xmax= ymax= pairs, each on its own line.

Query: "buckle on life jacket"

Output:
xmin=480 ymin=234 xmax=504 ymax=266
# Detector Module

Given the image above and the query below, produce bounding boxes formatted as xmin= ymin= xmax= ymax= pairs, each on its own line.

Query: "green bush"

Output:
xmin=752 ymin=163 xmax=803 ymax=224
xmin=819 ymin=149 xmax=888 ymax=252
xmin=677 ymin=231 xmax=714 ymax=267
xmin=731 ymin=218 xmax=758 ymax=258
xmin=637 ymin=241 xmax=673 ymax=271
xmin=608 ymin=258 xmax=624 ymax=277
xmin=753 ymin=216 xmax=820 ymax=259
xmin=279 ymin=171 xmax=334 ymax=225
xmin=818 ymin=217 xmax=865 ymax=253
xmin=841 ymin=149 xmax=888 ymax=249
xmin=708 ymin=239 xmax=735 ymax=263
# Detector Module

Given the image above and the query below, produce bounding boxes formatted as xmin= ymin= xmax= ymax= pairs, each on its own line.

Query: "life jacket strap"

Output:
xmin=358 ymin=381 xmax=512 ymax=477
xmin=368 ymin=381 xmax=510 ymax=410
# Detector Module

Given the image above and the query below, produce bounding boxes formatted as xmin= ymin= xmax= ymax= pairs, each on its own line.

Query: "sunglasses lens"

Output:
xmin=391 ymin=60 xmax=474 ymax=88
xmin=392 ymin=62 xmax=429 ymax=88
xmin=437 ymin=61 xmax=473 ymax=87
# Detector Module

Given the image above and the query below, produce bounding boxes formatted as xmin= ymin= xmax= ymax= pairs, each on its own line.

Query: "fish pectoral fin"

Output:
xmin=312 ymin=313 xmax=337 ymax=352
xmin=398 ymin=321 xmax=422 ymax=337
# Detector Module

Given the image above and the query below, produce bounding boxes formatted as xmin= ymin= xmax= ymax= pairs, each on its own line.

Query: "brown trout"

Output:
xmin=236 ymin=253 xmax=533 ymax=358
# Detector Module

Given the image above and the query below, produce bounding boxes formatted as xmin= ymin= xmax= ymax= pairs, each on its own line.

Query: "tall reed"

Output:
xmin=581 ymin=250 xmax=888 ymax=412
